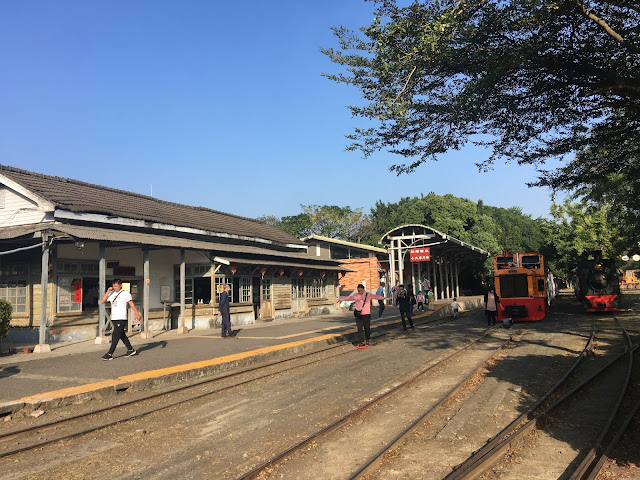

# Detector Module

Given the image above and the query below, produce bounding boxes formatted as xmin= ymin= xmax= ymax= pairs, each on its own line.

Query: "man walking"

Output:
xmin=101 ymin=279 xmax=140 ymax=360
xmin=218 ymin=284 xmax=233 ymax=338
xmin=396 ymin=284 xmax=415 ymax=331
xmin=376 ymin=282 xmax=385 ymax=319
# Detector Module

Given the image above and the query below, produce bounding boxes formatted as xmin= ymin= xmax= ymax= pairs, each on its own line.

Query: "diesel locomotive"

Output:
xmin=493 ymin=252 xmax=555 ymax=321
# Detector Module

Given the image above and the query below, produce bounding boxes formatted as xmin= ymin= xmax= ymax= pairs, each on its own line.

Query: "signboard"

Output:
xmin=160 ymin=285 xmax=172 ymax=302
xmin=409 ymin=247 xmax=430 ymax=262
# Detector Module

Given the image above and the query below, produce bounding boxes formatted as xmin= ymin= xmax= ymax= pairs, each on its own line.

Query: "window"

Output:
xmin=240 ymin=277 xmax=252 ymax=303
xmin=261 ymin=278 xmax=271 ymax=301
xmin=55 ymin=261 xmax=104 ymax=313
xmin=215 ymin=276 xmax=230 ymax=303
xmin=306 ymin=278 xmax=326 ymax=298
xmin=330 ymin=245 xmax=349 ymax=260
xmin=0 ymin=264 xmax=27 ymax=314
xmin=174 ymin=263 xmax=211 ymax=304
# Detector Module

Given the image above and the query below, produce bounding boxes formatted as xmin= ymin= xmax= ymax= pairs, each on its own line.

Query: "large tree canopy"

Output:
xmin=323 ymin=0 xmax=639 ymax=193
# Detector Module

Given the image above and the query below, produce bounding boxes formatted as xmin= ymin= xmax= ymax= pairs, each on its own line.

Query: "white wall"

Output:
xmin=0 ymin=185 xmax=52 ymax=226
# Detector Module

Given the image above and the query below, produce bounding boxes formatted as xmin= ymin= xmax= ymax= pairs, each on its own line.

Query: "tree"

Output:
xmin=323 ymin=1 xmax=639 ymax=213
xmin=257 ymin=205 xmax=373 ymax=241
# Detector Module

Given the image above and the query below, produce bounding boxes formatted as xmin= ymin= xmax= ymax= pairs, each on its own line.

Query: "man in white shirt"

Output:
xmin=100 ymin=279 xmax=141 ymax=360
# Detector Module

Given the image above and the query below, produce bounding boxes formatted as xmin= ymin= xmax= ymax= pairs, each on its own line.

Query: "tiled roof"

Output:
xmin=0 ymin=165 xmax=305 ymax=247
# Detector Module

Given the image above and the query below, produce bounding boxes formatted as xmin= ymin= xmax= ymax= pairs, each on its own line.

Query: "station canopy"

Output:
xmin=379 ymin=224 xmax=489 ymax=262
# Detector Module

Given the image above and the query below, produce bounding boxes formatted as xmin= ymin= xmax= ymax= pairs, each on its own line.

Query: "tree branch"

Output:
xmin=571 ymin=0 xmax=640 ymax=54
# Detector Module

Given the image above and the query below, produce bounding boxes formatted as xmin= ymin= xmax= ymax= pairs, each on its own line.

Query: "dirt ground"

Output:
xmin=0 ymin=295 xmax=638 ymax=479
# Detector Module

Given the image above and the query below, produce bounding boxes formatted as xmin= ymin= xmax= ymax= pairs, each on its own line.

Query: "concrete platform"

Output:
xmin=0 ymin=297 xmax=483 ymax=415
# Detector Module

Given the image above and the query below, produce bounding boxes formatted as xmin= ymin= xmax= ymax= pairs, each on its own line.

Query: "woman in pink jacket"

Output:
xmin=339 ymin=283 xmax=386 ymax=349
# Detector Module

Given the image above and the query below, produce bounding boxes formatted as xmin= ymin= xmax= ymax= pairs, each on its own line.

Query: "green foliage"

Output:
xmin=542 ymin=197 xmax=622 ymax=281
xmin=258 ymin=205 xmax=373 ymax=242
xmin=324 ymin=1 xmax=640 ymax=233
xmin=0 ymin=300 xmax=11 ymax=344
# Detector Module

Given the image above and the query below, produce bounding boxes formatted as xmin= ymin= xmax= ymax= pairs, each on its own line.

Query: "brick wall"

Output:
xmin=339 ymin=257 xmax=382 ymax=293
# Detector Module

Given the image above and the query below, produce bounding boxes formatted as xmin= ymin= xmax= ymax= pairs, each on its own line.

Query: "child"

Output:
xmin=416 ymin=291 xmax=424 ymax=311
xmin=502 ymin=317 xmax=514 ymax=329
xmin=427 ymin=289 xmax=434 ymax=310
xmin=451 ymin=297 xmax=459 ymax=318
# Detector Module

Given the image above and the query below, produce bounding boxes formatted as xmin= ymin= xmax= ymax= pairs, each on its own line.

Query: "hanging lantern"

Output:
xmin=229 ymin=265 xmax=237 ymax=275
xmin=260 ymin=267 xmax=267 ymax=277
xmin=278 ymin=268 xmax=284 ymax=276
xmin=320 ymin=271 xmax=326 ymax=278
xmin=297 ymin=269 xmax=304 ymax=277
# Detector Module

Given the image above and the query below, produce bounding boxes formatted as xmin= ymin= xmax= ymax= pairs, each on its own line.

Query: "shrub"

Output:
xmin=0 ymin=300 xmax=11 ymax=344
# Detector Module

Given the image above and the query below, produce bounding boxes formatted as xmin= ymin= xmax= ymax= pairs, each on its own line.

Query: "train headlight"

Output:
xmin=595 ymin=263 xmax=603 ymax=270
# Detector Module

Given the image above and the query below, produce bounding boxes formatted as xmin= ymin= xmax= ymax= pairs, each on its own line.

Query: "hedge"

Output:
xmin=0 ymin=300 xmax=11 ymax=344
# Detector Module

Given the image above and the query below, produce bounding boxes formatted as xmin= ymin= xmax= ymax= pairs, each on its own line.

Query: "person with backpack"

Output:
xmin=338 ymin=284 xmax=386 ymax=348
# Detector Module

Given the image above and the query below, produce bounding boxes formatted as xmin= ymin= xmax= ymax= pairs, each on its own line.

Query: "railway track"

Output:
xmin=0 ymin=313 xmax=455 ymax=460
xmin=236 ymin=328 xmax=515 ymax=479
xmin=441 ymin=317 xmax=639 ymax=480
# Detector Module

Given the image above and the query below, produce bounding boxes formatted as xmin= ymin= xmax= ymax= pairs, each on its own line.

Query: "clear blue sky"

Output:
xmin=0 ymin=0 xmax=562 ymax=221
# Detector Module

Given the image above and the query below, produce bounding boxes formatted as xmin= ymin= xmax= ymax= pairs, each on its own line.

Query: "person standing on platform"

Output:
xmin=339 ymin=284 xmax=386 ymax=348
xmin=396 ymin=285 xmax=415 ymax=331
xmin=408 ymin=285 xmax=416 ymax=316
xmin=421 ymin=276 xmax=431 ymax=294
xmin=452 ymin=298 xmax=459 ymax=318
xmin=427 ymin=289 xmax=434 ymax=310
xmin=484 ymin=287 xmax=501 ymax=326
xmin=101 ymin=279 xmax=140 ymax=360
xmin=218 ymin=284 xmax=233 ymax=338
xmin=392 ymin=281 xmax=399 ymax=306
xmin=416 ymin=291 xmax=425 ymax=311
xmin=376 ymin=282 xmax=386 ymax=319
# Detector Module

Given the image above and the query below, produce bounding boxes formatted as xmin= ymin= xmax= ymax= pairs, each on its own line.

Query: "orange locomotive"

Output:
xmin=493 ymin=252 xmax=554 ymax=321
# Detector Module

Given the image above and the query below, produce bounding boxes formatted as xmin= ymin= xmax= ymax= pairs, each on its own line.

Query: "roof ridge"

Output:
xmin=0 ymin=164 xmax=270 ymax=225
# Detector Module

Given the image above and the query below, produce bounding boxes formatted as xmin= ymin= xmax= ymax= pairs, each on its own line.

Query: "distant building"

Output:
xmin=302 ymin=235 xmax=388 ymax=293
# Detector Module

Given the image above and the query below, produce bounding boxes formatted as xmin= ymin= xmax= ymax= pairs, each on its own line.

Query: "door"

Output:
xmin=291 ymin=278 xmax=306 ymax=313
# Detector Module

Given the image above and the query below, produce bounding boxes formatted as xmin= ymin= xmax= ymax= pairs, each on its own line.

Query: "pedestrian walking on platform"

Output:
xmin=416 ymin=291 xmax=424 ymax=311
xmin=452 ymin=297 xmax=459 ymax=318
xmin=408 ymin=285 xmax=416 ymax=316
xmin=376 ymin=282 xmax=386 ymax=319
xmin=339 ymin=284 xmax=386 ymax=348
xmin=218 ymin=284 xmax=233 ymax=338
xmin=484 ymin=287 xmax=501 ymax=326
xmin=396 ymin=285 xmax=415 ymax=331
xmin=100 ymin=279 xmax=140 ymax=360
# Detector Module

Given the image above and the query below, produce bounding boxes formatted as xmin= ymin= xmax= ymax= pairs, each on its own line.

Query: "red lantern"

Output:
xmin=278 ymin=268 xmax=284 ymax=276
xmin=320 ymin=271 xmax=326 ymax=278
xmin=297 ymin=269 xmax=303 ymax=277
xmin=229 ymin=265 xmax=237 ymax=275
xmin=260 ymin=267 xmax=267 ymax=276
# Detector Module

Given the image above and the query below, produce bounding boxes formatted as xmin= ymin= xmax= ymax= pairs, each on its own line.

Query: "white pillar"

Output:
xmin=438 ymin=256 xmax=445 ymax=300
xmin=397 ymin=239 xmax=404 ymax=287
xmin=455 ymin=260 xmax=460 ymax=297
xmin=35 ymin=235 xmax=51 ymax=353
xmin=432 ymin=258 xmax=438 ymax=300
xmin=140 ymin=248 xmax=152 ymax=338
xmin=444 ymin=258 xmax=450 ymax=299
xmin=178 ymin=249 xmax=188 ymax=333
xmin=95 ymin=243 xmax=108 ymax=344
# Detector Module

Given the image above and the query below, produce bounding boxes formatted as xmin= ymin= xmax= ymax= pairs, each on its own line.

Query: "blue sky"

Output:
xmin=0 ymin=0 xmax=562 ymax=221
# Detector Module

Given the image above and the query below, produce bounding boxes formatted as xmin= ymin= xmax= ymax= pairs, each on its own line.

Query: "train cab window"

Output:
xmin=522 ymin=256 xmax=540 ymax=269
xmin=496 ymin=256 xmax=512 ymax=269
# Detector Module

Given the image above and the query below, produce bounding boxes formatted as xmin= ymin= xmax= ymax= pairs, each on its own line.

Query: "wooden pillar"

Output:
xmin=95 ymin=243 xmax=108 ymax=344
xmin=140 ymin=248 xmax=152 ymax=338
xmin=34 ymin=235 xmax=51 ymax=353
xmin=177 ymin=249 xmax=188 ymax=333
xmin=438 ymin=256 xmax=445 ymax=300
xmin=432 ymin=258 xmax=438 ymax=300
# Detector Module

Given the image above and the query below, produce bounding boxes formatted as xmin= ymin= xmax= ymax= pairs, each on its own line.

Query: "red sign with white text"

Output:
xmin=409 ymin=247 xmax=430 ymax=262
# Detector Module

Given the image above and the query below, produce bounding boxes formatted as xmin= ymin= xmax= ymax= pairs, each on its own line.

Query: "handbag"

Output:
xmin=353 ymin=293 xmax=367 ymax=317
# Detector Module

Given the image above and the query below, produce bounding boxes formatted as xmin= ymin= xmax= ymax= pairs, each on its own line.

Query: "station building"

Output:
xmin=0 ymin=165 xmax=349 ymax=349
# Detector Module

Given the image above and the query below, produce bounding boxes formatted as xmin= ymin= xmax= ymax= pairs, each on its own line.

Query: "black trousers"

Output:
xmin=378 ymin=300 xmax=385 ymax=318
xmin=400 ymin=309 xmax=414 ymax=329
xmin=108 ymin=320 xmax=133 ymax=355
xmin=486 ymin=310 xmax=497 ymax=325
xmin=356 ymin=314 xmax=371 ymax=344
